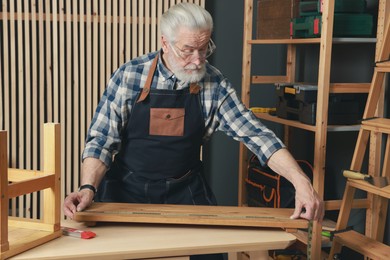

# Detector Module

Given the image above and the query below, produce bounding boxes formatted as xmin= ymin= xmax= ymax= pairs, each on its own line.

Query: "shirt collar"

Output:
xmin=157 ymin=49 xmax=176 ymax=82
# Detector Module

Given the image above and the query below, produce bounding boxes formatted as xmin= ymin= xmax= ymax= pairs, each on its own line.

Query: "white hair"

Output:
xmin=160 ymin=3 xmax=213 ymax=43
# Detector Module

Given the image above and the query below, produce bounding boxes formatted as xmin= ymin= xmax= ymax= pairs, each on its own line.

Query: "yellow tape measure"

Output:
xmin=250 ymin=107 xmax=276 ymax=113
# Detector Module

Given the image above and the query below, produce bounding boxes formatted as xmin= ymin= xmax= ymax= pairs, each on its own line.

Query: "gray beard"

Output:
xmin=167 ymin=54 xmax=206 ymax=83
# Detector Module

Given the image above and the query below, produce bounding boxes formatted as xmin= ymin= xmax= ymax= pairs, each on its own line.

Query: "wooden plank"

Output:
xmin=42 ymin=124 xmax=61 ymax=226
xmin=8 ymin=175 xmax=55 ymax=198
xmin=8 ymin=218 xmax=55 ymax=232
xmin=74 ymin=203 xmax=308 ymax=229
xmin=8 ymin=169 xmax=45 ymax=182
xmin=311 ymin=0 xmax=335 ymax=258
xmin=252 ymin=75 xmax=288 ymax=84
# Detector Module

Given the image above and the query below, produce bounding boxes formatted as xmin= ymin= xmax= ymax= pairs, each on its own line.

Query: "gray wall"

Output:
xmin=204 ymin=0 xmax=388 ymax=256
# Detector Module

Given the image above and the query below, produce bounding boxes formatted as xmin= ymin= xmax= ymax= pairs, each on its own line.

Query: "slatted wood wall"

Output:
xmin=0 ymin=0 xmax=205 ymax=219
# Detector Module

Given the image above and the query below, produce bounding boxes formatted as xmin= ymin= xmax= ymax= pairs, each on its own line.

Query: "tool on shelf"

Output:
xmin=343 ymin=170 xmax=390 ymax=188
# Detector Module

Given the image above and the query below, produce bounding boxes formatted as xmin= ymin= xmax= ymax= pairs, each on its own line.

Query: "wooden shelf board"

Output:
xmin=254 ymin=113 xmax=316 ymax=132
xmin=333 ymin=230 xmax=390 ymax=260
xmin=254 ymin=113 xmax=361 ymax=132
xmin=248 ymin=38 xmax=376 ymax=45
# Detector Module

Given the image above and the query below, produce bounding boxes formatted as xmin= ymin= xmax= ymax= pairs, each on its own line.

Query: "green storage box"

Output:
xmin=291 ymin=13 xmax=373 ymax=38
xmin=299 ymin=0 xmax=367 ymax=16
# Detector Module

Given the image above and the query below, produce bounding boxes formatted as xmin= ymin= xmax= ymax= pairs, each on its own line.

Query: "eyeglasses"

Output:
xmin=169 ymin=39 xmax=216 ymax=61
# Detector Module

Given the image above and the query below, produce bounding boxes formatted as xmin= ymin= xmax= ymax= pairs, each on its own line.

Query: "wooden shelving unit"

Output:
xmin=238 ymin=0 xmax=389 ymax=259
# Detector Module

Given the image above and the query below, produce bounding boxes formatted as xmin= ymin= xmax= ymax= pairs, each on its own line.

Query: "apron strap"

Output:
xmin=190 ymin=83 xmax=201 ymax=94
xmin=137 ymin=55 xmax=159 ymax=103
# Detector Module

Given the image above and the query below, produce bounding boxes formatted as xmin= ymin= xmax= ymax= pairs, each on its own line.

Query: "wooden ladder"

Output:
xmin=328 ymin=18 xmax=390 ymax=260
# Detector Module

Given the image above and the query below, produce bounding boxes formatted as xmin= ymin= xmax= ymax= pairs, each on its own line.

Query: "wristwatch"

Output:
xmin=78 ymin=184 xmax=97 ymax=194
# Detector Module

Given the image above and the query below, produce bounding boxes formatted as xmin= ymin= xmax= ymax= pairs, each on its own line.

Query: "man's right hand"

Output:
xmin=63 ymin=189 xmax=94 ymax=219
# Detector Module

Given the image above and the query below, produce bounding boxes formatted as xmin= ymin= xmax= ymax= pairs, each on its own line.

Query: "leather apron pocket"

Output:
xmin=150 ymin=108 xmax=185 ymax=136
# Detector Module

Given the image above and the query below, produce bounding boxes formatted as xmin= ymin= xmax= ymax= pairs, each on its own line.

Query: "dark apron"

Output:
xmin=95 ymin=55 xmax=217 ymax=206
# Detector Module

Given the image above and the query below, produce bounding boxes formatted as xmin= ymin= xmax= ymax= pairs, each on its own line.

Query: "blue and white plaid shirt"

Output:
xmin=83 ymin=51 xmax=284 ymax=168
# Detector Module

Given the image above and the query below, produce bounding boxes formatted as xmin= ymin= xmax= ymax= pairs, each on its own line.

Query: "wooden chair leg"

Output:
xmin=0 ymin=131 xmax=9 ymax=253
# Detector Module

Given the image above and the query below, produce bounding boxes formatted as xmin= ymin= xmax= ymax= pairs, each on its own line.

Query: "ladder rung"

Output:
xmin=333 ymin=230 xmax=390 ymax=259
xmin=362 ymin=118 xmax=390 ymax=134
xmin=376 ymin=61 xmax=390 ymax=72
xmin=348 ymin=179 xmax=390 ymax=199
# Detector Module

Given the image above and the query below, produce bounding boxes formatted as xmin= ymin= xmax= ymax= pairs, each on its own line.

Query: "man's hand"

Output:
xmin=290 ymin=178 xmax=324 ymax=222
xmin=266 ymin=148 xmax=324 ymax=221
xmin=63 ymin=189 xmax=94 ymax=219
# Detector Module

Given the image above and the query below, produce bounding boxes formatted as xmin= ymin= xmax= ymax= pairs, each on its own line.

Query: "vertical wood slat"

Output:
xmin=73 ymin=0 xmax=80 ymax=193
xmin=106 ymin=0 xmax=112 ymax=84
xmin=132 ymin=1 xmax=138 ymax=58
xmin=31 ymin=0 xmax=38 ymax=220
xmin=65 ymin=0 xmax=73 ymax=199
xmin=112 ymin=0 xmax=118 ymax=69
xmin=0 ymin=0 xmax=206 ymax=220
xmin=45 ymin=0 xmax=52 ymax=122
xmin=125 ymin=0 xmax=131 ymax=62
xmin=59 ymin=0 xmax=66 ymax=214
xmin=92 ymin=1 xmax=99 ymax=113
xmin=99 ymin=0 xmax=106 ymax=101
xmin=119 ymin=0 xmax=125 ymax=65
xmin=9 ymin=0 xmax=17 ymax=217
xmin=79 ymin=0 xmax=86 ymax=181
xmin=23 ymin=0 xmax=31 ymax=218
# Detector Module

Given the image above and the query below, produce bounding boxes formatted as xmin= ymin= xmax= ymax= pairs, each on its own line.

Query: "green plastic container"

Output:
xmin=291 ymin=13 xmax=373 ymax=38
xmin=299 ymin=0 xmax=367 ymax=17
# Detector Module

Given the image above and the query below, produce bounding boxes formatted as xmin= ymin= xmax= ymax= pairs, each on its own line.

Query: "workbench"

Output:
xmin=9 ymin=220 xmax=296 ymax=260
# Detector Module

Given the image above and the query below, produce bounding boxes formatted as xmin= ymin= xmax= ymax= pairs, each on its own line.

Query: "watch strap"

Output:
xmin=78 ymin=184 xmax=97 ymax=194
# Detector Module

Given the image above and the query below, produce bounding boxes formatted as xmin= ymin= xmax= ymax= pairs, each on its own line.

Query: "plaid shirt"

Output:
xmin=83 ymin=51 xmax=284 ymax=168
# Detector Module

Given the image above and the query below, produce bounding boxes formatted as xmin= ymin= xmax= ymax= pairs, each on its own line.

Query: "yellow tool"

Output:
xmin=250 ymin=107 xmax=276 ymax=113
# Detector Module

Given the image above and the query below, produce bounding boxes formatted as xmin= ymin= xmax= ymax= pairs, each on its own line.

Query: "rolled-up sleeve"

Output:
xmin=82 ymin=68 xmax=125 ymax=168
xmin=206 ymin=79 xmax=285 ymax=166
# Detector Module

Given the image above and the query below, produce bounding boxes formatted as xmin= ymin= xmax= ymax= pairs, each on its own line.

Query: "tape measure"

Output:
xmin=306 ymin=220 xmax=313 ymax=260
xmin=250 ymin=107 xmax=276 ymax=113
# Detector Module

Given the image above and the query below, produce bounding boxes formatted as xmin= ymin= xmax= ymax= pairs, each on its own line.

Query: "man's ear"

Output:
xmin=161 ymin=35 xmax=169 ymax=53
